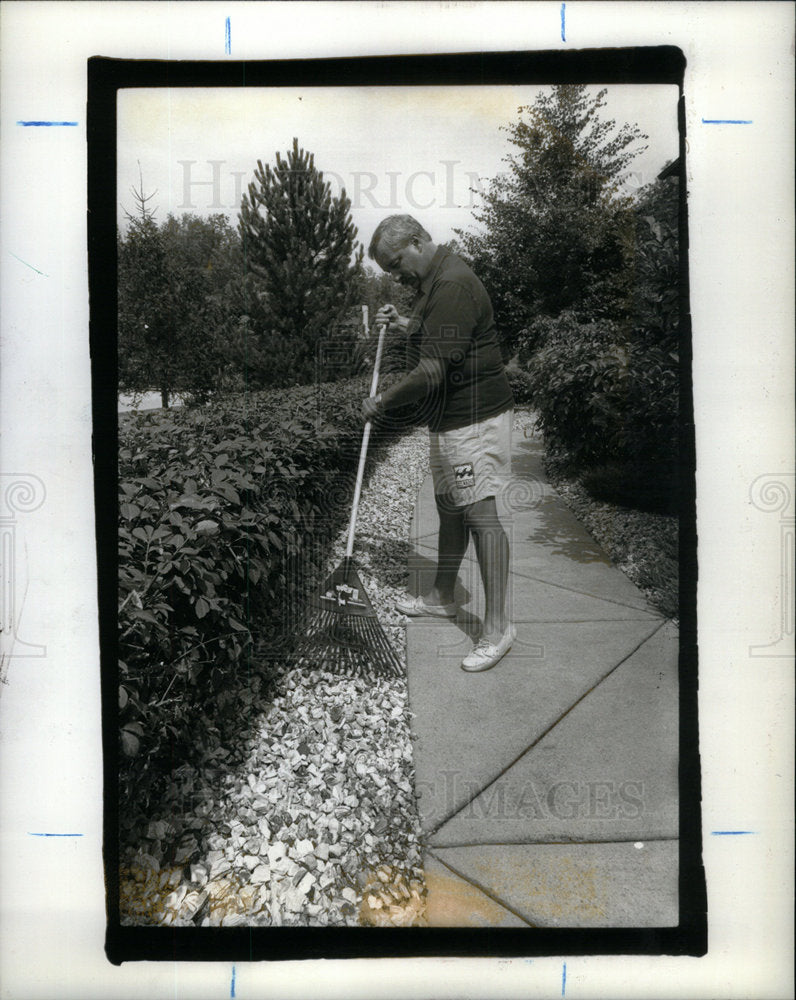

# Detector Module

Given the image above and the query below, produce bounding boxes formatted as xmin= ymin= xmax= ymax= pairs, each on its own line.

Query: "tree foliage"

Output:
xmin=518 ymin=169 xmax=681 ymax=496
xmin=454 ymin=85 xmax=682 ymax=503
xmin=348 ymin=266 xmax=415 ymax=376
xmin=630 ymin=173 xmax=680 ymax=351
xmin=237 ymin=138 xmax=364 ymax=386
xmin=118 ymin=212 xmax=172 ymax=406
xmin=456 ymin=85 xmax=648 ymax=355
xmin=118 ymin=193 xmax=244 ymax=405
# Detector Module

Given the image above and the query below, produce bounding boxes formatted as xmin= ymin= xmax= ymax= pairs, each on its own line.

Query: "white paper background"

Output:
xmin=1 ymin=2 xmax=793 ymax=998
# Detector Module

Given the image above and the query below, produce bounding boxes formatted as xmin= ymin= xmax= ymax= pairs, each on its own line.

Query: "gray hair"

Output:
xmin=368 ymin=214 xmax=431 ymax=261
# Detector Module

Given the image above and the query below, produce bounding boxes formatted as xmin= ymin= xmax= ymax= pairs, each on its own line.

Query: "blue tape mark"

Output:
xmin=225 ymin=17 xmax=231 ymax=55
xmin=560 ymin=3 xmax=566 ymax=42
xmin=701 ymin=119 xmax=752 ymax=124
xmin=230 ymin=965 xmax=236 ymax=998
xmin=28 ymin=832 xmax=83 ymax=837
xmin=711 ymin=830 xmax=755 ymax=835
xmin=9 ymin=251 xmax=48 ymax=276
xmin=17 ymin=121 xmax=78 ymax=127
xmin=562 ymin=962 xmax=567 ymax=996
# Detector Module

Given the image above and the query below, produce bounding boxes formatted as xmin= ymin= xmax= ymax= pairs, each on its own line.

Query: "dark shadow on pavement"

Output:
xmin=523 ymin=496 xmax=609 ymax=565
xmin=406 ymin=552 xmax=475 ymax=610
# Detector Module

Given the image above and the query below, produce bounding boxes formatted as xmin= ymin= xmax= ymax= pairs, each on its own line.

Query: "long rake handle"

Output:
xmin=345 ymin=323 xmax=387 ymax=559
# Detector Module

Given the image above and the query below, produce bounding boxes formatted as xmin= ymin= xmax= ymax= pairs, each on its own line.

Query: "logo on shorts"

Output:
xmin=454 ymin=463 xmax=475 ymax=488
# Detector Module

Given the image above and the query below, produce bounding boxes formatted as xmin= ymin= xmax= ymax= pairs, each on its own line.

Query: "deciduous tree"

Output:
xmin=118 ymin=188 xmax=244 ymax=405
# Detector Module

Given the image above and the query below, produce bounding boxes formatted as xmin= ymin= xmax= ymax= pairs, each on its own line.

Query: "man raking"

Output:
xmin=362 ymin=215 xmax=516 ymax=672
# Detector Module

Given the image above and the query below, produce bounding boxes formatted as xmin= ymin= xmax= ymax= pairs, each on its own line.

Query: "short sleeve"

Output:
xmin=417 ymin=281 xmax=479 ymax=367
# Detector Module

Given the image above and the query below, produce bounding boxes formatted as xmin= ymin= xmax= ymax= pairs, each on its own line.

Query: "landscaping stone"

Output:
xmin=119 ymin=427 xmax=432 ymax=928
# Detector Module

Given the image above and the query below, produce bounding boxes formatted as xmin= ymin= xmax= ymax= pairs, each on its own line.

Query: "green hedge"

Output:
xmin=118 ymin=376 xmax=403 ymax=809
xmin=521 ymin=311 xmax=679 ymax=474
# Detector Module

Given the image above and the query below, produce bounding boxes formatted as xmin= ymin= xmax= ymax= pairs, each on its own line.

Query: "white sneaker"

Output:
xmin=395 ymin=594 xmax=457 ymax=618
xmin=461 ymin=624 xmax=517 ymax=672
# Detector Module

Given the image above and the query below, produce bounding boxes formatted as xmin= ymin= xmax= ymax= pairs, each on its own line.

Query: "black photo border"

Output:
xmin=88 ymin=47 xmax=705 ymax=965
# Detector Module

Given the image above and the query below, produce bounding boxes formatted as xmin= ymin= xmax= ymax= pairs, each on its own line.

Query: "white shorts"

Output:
xmin=429 ymin=408 xmax=513 ymax=508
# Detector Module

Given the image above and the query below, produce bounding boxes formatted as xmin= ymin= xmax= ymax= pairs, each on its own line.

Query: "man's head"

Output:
xmin=369 ymin=215 xmax=437 ymax=288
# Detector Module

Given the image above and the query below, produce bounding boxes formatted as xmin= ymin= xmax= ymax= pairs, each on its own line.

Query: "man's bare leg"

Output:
xmin=465 ymin=495 xmax=510 ymax=641
xmin=422 ymin=494 xmax=469 ymax=607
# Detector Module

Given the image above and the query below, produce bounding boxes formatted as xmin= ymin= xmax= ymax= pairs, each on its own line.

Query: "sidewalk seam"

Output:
xmin=413 ymin=532 xmax=649 ymax=606
xmin=427 ymin=618 xmax=670 ymax=837
xmin=426 ymin=847 xmax=538 ymax=928
xmin=429 ymin=836 xmax=681 ymax=848
xmin=505 ymin=569 xmax=660 ymax=614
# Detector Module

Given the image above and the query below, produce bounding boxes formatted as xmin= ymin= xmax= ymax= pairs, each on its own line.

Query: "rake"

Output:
xmin=292 ymin=323 xmax=403 ymax=677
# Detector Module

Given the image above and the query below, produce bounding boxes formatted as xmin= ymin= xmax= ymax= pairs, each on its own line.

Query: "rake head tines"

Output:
xmin=292 ymin=557 xmax=403 ymax=678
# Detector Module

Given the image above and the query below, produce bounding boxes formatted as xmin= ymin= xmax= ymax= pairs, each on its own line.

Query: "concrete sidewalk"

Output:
xmin=405 ymin=426 xmax=679 ymax=928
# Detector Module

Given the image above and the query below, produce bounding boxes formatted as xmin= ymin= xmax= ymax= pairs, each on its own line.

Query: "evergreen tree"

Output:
xmin=237 ymin=138 xmax=364 ymax=386
xmin=456 ymin=85 xmax=648 ymax=355
xmin=118 ymin=180 xmax=179 ymax=407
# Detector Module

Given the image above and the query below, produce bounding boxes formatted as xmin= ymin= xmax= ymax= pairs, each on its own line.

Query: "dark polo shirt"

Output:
xmin=405 ymin=247 xmax=514 ymax=432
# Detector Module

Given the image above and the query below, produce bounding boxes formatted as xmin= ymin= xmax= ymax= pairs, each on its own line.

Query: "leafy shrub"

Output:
xmin=523 ymin=311 xmax=679 ymax=474
xmin=118 ymin=376 xmax=405 ymax=810
xmin=631 ymin=176 xmax=679 ymax=352
xmin=500 ymin=168 xmax=681 ymax=501
xmin=504 ymin=355 xmax=535 ymax=405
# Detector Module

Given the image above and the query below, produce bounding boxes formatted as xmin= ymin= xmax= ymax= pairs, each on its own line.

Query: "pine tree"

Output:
xmin=238 ymin=138 xmax=364 ymax=386
xmin=456 ymin=85 xmax=648 ymax=355
xmin=118 ymin=176 xmax=177 ymax=407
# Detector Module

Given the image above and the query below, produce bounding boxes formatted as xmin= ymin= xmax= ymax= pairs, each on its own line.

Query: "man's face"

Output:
xmin=376 ymin=237 xmax=428 ymax=288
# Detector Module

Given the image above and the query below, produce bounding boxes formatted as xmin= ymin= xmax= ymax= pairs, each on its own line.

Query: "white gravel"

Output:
xmin=120 ymin=425 xmax=433 ymax=928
